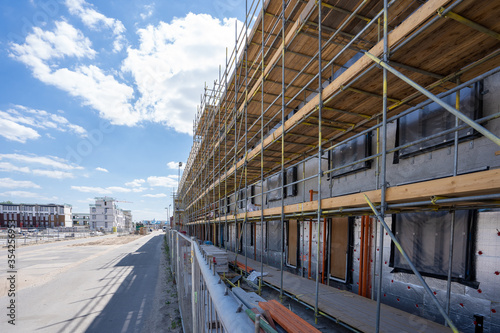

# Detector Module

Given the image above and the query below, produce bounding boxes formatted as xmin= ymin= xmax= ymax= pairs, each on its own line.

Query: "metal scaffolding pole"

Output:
xmin=279 ymin=0 xmax=286 ymax=303
xmin=234 ymin=20 xmax=239 ymax=259
xmin=314 ymin=0 xmax=322 ymax=324
xmin=218 ymin=70 xmax=222 ymax=248
xmin=375 ymin=1 xmax=388 ymax=331
xmin=260 ymin=0 xmax=265 ymax=295
xmin=225 ymin=48 xmax=228 ymax=251
xmin=446 ymin=78 xmax=461 ymax=324
xmin=244 ymin=0 xmax=249 ymax=274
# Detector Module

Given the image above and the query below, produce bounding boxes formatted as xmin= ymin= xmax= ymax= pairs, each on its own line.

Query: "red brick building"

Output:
xmin=0 ymin=203 xmax=72 ymax=228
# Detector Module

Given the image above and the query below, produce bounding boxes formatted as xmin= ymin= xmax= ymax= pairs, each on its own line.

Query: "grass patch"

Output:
xmin=170 ymin=317 xmax=181 ymax=330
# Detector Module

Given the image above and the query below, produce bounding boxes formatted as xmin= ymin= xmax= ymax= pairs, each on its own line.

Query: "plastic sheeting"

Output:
xmin=391 ymin=210 xmax=474 ymax=281
xmin=398 ymin=83 xmax=482 ymax=157
xmin=267 ymin=167 xmax=297 ymax=202
xmin=329 ymin=134 xmax=371 ymax=177
xmin=284 ymin=166 xmax=298 ymax=198
xmin=267 ymin=172 xmax=282 ymax=202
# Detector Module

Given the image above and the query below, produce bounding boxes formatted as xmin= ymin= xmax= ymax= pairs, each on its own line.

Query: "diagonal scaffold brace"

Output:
xmin=364 ymin=51 xmax=500 ymax=148
xmin=363 ymin=194 xmax=459 ymax=333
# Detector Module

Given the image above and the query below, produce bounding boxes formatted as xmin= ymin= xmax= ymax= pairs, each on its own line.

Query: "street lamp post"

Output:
xmin=169 ymin=204 xmax=172 ymax=228
xmin=178 ymin=162 xmax=182 ymax=186
xmin=167 ymin=207 xmax=170 ymax=224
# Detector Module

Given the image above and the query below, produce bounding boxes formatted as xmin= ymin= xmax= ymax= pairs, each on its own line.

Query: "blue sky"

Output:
xmin=0 ymin=0 xmax=245 ymax=221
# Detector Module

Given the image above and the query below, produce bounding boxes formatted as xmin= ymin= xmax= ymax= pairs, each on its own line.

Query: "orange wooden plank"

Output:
xmin=259 ymin=300 xmax=322 ymax=333
xmin=230 ymin=260 xmax=254 ymax=273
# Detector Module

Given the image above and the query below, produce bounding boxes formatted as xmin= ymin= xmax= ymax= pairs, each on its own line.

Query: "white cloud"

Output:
xmin=122 ymin=13 xmax=240 ymax=134
xmin=32 ymin=169 xmax=74 ymax=179
xmin=10 ymin=20 xmax=96 ymax=61
xmin=125 ymin=178 xmax=145 ymax=187
xmin=0 ymin=191 xmax=57 ymax=201
xmin=9 ymin=22 xmax=139 ymax=127
xmin=0 ymin=105 xmax=87 ymax=140
xmin=37 ymin=64 xmax=137 ymax=126
xmin=0 ymin=178 xmax=40 ymax=189
xmin=167 ymin=161 xmax=185 ymax=170
xmin=9 ymin=13 xmax=239 ymax=136
xmin=0 ymin=118 xmax=40 ymax=143
xmin=0 ymin=153 xmax=82 ymax=171
xmin=77 ymin=197 xmax=95 ymax=204
xmin=71 ymin=185 xmax=111 ymax=195
xmin=71 ymin=185 xmax=144 ymax=195
xmin=65 ymin=0 xmax=126 ymax=52
xmin=107 ymin=186 xmax=131 ymax=193
xmin=0 ymin=162 xmax=74 ymax=179
xmin=95 ymin=167 xmax=108 ymax=172
xmin=147 ymin=175 xmax=178 ymax=187
xmin=0 ymin=162 xmax=31 ymax=174
xmin=143 ymin=193 xmax=167 ymax=198
xmin=0 ymin=153 xmax=82 ymax=179
xmin=140 ymin=4 xmax=154 ymax=20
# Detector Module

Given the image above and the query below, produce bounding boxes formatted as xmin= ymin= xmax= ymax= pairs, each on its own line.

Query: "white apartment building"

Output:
xmin=89 ymin=197 xmax=125 ymax=232
xmin=72 ymin=213 xmax=90 ymax=226
xmin=122 ymin=210 xmax=133 ymax=232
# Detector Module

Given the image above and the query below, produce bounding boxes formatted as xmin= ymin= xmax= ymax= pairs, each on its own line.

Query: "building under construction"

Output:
xmin=174 ymin=0 xmax=500 ymax=331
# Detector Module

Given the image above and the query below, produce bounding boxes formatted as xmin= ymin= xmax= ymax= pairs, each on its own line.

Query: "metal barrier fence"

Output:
xmin=0 ymin=227 xmax=104 ymax=246
xmin=168 ymin=230 xmax=254 ymax=333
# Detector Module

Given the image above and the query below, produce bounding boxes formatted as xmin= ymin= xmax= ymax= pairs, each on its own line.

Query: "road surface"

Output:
xmin=0 ymin=232 xmax=169 ymax=333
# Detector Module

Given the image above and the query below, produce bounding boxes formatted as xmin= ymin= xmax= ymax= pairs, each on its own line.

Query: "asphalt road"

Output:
xmin=0 ymin=232 xmax=166 ymax=333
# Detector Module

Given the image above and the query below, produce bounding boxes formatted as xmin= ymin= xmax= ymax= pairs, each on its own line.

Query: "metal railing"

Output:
xmin=168 ymin=230 xmax=255 ymax=333
xmin=0 ymin=227 xmax=105 ymax=246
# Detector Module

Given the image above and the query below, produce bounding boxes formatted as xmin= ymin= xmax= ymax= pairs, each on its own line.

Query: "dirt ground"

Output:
xmin=141 ymin=235 xmax=183 ymax=333
xmin=69 ymin=234 xmax=144 ymax=246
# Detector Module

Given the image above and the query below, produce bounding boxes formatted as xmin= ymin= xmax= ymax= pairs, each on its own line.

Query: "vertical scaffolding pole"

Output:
xmin=213 ymin=81 xmax=217 ymax=246
xmin=218 ymin=66 xmax=222 ymax=249
xmin=446 ymin=79 xmax=461 ymax=322
xmin=244 ymin=0 xmax=249 ymax=274
xmin=260 ymin=0 xmax=265 ymax=295
xmin=225 ymin=48 xmax=228 ymax=251
xmin=206 ymin=101 xmax=210 ymax=241
xmin=372 ymin=118 xmax=379 ymax=300
xmin=375 ymin=1 xmax=388 ymax=331
xmin=279 ymin=0 xmax=286 ymax=303
xmin=314 ymin=0 xmax=323 ymax=324
xmin=234 ymin=20 xmax=239 ymax=257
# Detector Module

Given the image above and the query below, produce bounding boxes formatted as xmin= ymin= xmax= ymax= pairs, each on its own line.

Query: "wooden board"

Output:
xmin=287 ymin=219 xmax=298 ymax=266
xmin=330 ymin=217 xmax=349 ymax=280
xmin=189 ymin=168 xmax=500 ymax=225
xmin=259 ymin=299 xmax=322 ymax=333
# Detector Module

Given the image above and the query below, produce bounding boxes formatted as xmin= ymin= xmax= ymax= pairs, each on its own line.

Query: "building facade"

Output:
xmin=0 ymin=203 xmax=72 ymax=228
xmin=176 ymin=1 xmax=500 ymax=332
xmin=72 ymin=213 xmax=90 ymax=226
xmin=123 ymin=210 xmax=133 ymax=232
xmin=89 ymin=197 xmax=126 ymax=232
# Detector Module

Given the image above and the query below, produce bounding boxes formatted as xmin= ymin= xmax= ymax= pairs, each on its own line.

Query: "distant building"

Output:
xmin=72 ymin=213 xmax=90 ymax=226
xmin=0 ymin=202 xmax=72 ymax=228
xmin=89 ymin=197 xmax=127 ymax=232
xmin=123 ymin=210 xmax=133 ymax=232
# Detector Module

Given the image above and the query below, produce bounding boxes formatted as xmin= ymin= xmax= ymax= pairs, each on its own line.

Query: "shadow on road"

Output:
xmin=82 ymin=234 xmax=163 ymax=333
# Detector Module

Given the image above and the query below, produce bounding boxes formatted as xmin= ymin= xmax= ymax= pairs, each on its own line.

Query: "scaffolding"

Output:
xmin=176 ymin=0 xmax=500 ymax=332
